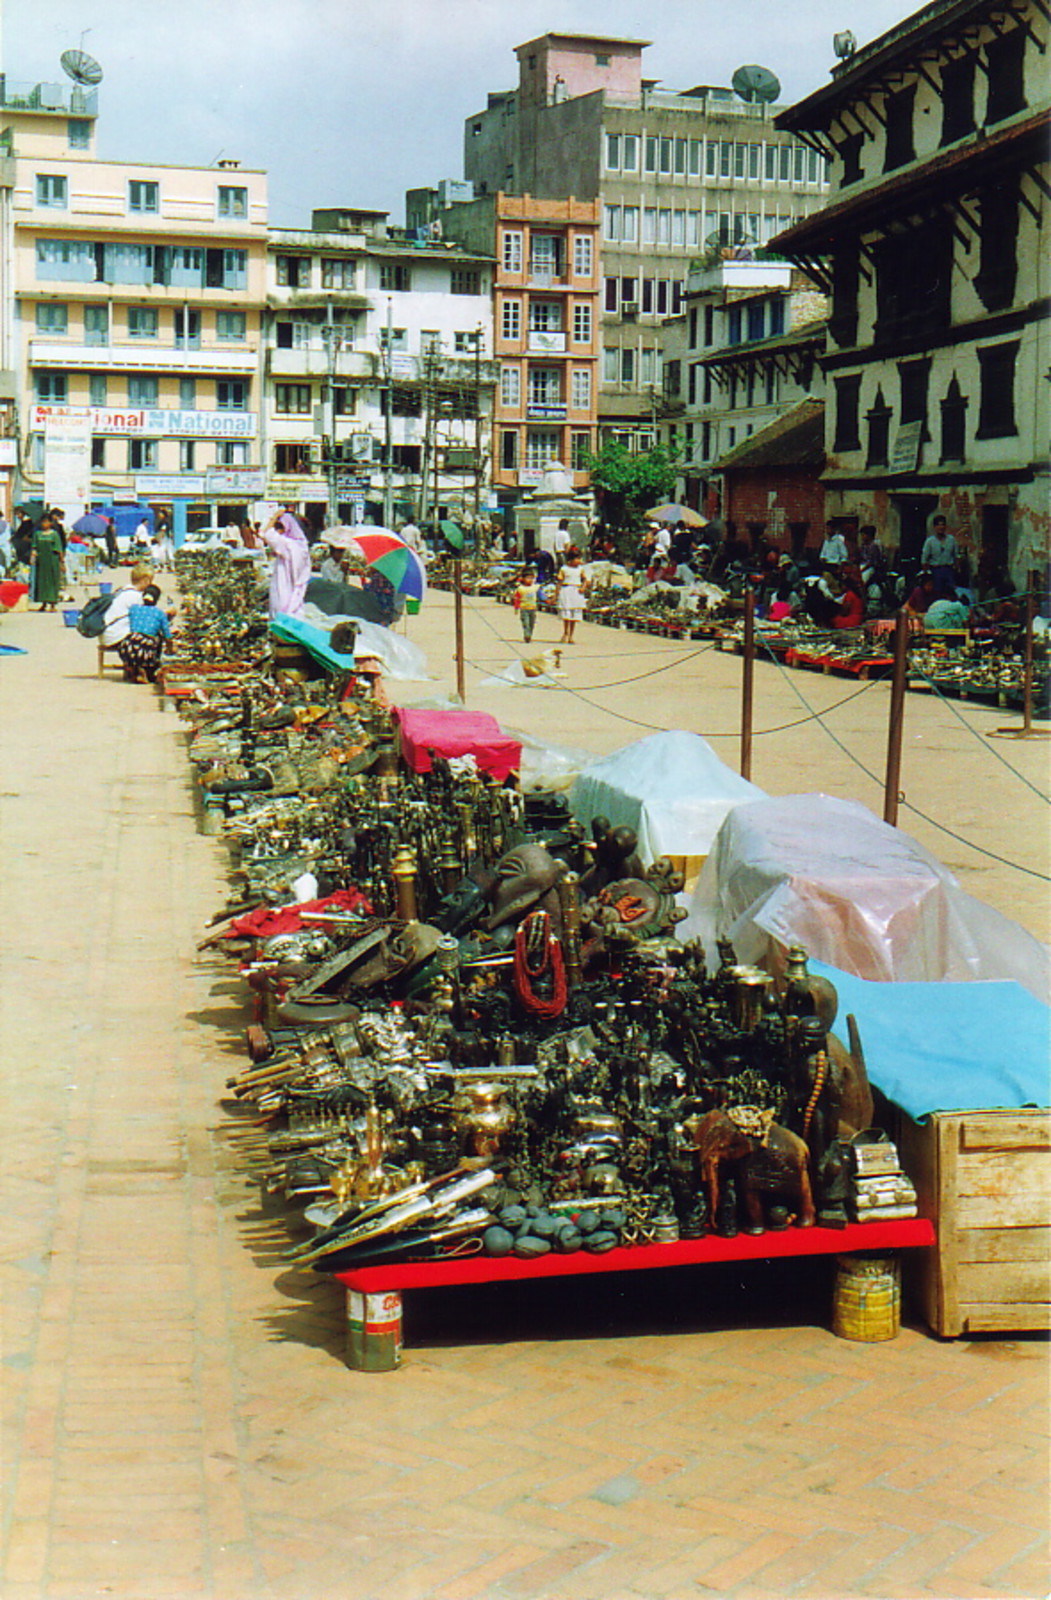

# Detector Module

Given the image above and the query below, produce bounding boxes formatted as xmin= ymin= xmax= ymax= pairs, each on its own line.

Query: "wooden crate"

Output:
xmin=898 ymin=1109 xmax=1050 ymax=1337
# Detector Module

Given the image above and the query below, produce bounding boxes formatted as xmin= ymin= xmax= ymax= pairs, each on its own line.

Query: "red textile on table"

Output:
xmin=224 ymin=888 xmax=372 ymax=940
xmin=0 ymin=581 xmax=29 ymax=609
xmin=394 ymin=707 xmax=521 ymax=781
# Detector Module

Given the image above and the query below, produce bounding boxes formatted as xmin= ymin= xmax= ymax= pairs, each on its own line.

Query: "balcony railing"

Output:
xmin=1 ymin=79 xmax=98 ymax=116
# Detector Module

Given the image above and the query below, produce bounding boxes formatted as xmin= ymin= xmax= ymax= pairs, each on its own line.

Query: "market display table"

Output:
xmin=393 ymin=706 xmax=522 ymax=781
xmin=335 ymin=1218 xmax=935 ymax=1369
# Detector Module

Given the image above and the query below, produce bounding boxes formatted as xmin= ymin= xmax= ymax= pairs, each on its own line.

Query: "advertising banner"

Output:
xmin=43 ymin=409 xmax=92 ymax=523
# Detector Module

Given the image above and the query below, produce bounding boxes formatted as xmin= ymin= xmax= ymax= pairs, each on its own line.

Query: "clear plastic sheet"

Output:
xmin=679 ymin=793 xmax=1051 ymax=1004
xmin=300 ymin=605 xmax=430 ymax=679
xmin=508 ymin=730 xmax=595 ymax=793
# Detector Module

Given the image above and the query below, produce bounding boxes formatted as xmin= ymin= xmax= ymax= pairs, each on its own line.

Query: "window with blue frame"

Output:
xmin=217 ymin=186 xmax=248 ymax=218
xmin=128 ymin=306 xmax=159 ymax=338
xmin=128 ymin=375 xmax=159 ymax=406
xmin=727 ymin=305 xmax=742 ymax=344
xmin=747 ymin=301 xmax=765 ymax=341
xmin=37 ymin=174 xmax=67 ymax=208
xmin=216 ymin=379 xmax=247 ymax=410
xmin=128 ymin=180 xmax=159 ymax=213
xmin=36 ymin=239 xmax=96 ymax=282
xmin=35 ymin=371 xmax=68 ymax=402
xmin=68 ymin=120 xmax=90 ymax=149
xmin=84 ymin=305 xmax=108 ymax=344
xmin=35 ymin=303 xmax=68 ymax=334
xmin=216 ymin=311 xmax=246 ymax=341
xmin=769 ymin=299 xmax=785 ymax=336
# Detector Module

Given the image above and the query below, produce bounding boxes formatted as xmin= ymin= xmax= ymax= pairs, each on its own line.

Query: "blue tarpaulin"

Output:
xmin=812 ymin=958 xmax=1051 ymax=1121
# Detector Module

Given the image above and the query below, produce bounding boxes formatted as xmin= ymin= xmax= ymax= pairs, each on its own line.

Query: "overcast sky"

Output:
xmin=11 ymin=0 xmax=912 ymax=226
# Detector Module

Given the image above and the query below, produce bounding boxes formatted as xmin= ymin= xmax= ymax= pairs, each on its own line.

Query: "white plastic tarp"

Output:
xmin=679 ymin=793 xmax=1051 ymax=1004
xmin=569 ymin=731 xmax=765 ymax=865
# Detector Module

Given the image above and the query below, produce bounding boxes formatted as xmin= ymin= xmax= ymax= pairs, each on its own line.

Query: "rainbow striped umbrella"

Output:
xmin=349 ymin=527 xmax=427 ymax=603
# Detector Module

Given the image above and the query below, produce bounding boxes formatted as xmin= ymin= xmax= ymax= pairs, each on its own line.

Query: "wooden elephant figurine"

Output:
xmin=687 ymin=1107 xmax=816 ymax=1235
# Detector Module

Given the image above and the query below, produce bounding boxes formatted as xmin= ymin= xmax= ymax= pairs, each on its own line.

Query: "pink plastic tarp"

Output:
xmin=394 ymin=707 xmax=522 ymax=781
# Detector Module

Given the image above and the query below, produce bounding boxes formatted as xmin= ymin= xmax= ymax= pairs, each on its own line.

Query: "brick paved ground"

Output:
xmin=1 ymin=591 xmax=1047 ymax=1600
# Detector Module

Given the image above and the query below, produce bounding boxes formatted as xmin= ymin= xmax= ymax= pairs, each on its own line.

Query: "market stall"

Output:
xmin=161 ymin=549 xmax=1046 ymax=1368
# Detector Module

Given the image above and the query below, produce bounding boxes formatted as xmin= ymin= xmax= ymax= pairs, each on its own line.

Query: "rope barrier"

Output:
xmin=909 ymin=664 xmax=1050 ymax=806
xmin=456 ymin=588 xmax=1050 ymax=883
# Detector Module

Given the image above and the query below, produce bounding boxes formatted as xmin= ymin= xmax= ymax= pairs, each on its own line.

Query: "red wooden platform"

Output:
xmin=335 ymin=1217 xmax=935 ymax=1294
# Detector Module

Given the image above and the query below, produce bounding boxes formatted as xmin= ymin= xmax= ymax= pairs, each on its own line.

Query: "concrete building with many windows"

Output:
xmin=3 ymin=67 xmax=269 ymax=534
xmin=264 ymin=211 xmax=495 ymax=529
xmin=464 ymin=32 xmax=830 ymax=451
xmin=773 ymin=0 xmax=1049 ymax=584
xmin=678 ymin=259 xmax=828 ymax=537
xmin=438 ymin=191 xmax=600 ymax=519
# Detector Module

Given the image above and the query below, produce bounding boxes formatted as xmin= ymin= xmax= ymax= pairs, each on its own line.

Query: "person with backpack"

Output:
xmin=99 ymin=565 xmax=154 ymax=648
xmin=116 ymin=583 xmax=172 ymax=683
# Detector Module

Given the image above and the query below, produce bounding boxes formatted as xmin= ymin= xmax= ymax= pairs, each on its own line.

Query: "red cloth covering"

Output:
xmin=394 ymin=707 xmax=522 ymax=782
xmin=0 ymin=581 xmax=29 ymax=609
xmin=224 ymin=888 xmax=372 ymax=941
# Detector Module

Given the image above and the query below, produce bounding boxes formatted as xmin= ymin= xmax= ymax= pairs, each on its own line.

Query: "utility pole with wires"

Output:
xmin=382 ymin=297 xmax=393 ymax=528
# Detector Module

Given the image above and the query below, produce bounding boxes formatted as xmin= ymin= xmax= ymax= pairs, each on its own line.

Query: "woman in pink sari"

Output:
xmin=260 ymin=509 xmax=311 ymax=617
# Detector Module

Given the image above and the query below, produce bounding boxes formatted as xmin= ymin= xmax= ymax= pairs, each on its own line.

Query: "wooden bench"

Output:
xmin=97 ymin=639 xmax=124 ymax=677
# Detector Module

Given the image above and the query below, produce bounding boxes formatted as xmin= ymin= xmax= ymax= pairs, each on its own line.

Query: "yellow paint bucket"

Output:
xmin=832 ymin=1253 xmax=901 ymax=1342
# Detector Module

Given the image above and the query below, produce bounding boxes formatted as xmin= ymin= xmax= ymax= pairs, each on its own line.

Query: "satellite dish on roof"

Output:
xmin=833 ymin=31 xmax=857 ymax=60
xmin=61 ymin=48 xmax=104 ymax=86
xmin=731 ymin=64 xmax=781 ymax=105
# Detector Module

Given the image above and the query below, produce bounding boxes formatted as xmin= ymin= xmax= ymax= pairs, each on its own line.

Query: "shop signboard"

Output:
xmin=31 ymin=404 xmax=257 ymax=439
xmin=0 ymin=441 xmax=17 ymax=467
xmin=136 ymin=474 xmax=206 ymax=497
xmin=43 ymin=408 xmax=92 ymax=524
xmin=890 ymin=421 xmax=923 ymax=474
xmin=205 ymin=467 xmax=267 ymax=495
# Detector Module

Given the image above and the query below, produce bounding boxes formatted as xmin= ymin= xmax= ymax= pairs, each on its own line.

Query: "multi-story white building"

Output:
xmin=2 ymin=65 xmax=269 ymax=535
xmin=773 ymin=0 xmax=1049 ymax=583
xmin=264 ymin=210 xmax=495 ymax=528
xmin=464 ymin=32 xmax=830 ymax=451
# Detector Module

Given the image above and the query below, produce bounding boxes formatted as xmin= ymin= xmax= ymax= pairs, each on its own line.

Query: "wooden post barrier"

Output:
xmin=884 ymin=609 xmax=910 ymax=826
xmin=741 ymin=586 xmax=755 ymax=781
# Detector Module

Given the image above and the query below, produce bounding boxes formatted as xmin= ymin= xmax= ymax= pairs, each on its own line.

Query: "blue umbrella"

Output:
xmin=72 ymin=512 xmax=110 ymax=536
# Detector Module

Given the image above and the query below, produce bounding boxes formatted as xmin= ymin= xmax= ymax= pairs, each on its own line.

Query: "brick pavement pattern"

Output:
xmin=1 ymin=597 xmax=1047 ymax=1600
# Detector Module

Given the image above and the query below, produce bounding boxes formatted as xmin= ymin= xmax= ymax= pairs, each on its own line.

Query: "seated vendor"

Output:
xmin=924 ymin=591 xmax=971 ymax=630
xmin=830 ymin=568 xmax=865 ymax=630
xmin=904 ymin=571 xmax=937 ymax=616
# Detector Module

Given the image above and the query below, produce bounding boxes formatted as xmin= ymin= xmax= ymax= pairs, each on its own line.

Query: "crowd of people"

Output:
xmin=0 ymin=505 xmax=176 ymax=602
xmin=495 ymin=507 xmax=1025 ymax=651
xmin=623 ymin=510 xmax=1019 ymax=633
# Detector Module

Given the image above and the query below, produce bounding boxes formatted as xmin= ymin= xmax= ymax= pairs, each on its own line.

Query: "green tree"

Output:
xmin=583 ymin=437 xmax=681 ymax=532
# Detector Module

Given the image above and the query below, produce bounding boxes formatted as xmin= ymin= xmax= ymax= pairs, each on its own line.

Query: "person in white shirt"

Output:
xmin=820 ymin=527 xmax=849 ymax=568
xmin=133 ymin=517 xmax=152 ymax=553
xmin=553 ymin=518 xmax=571 ymax=558
xmin=102 ymin=565 xmax=153 ymax=647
